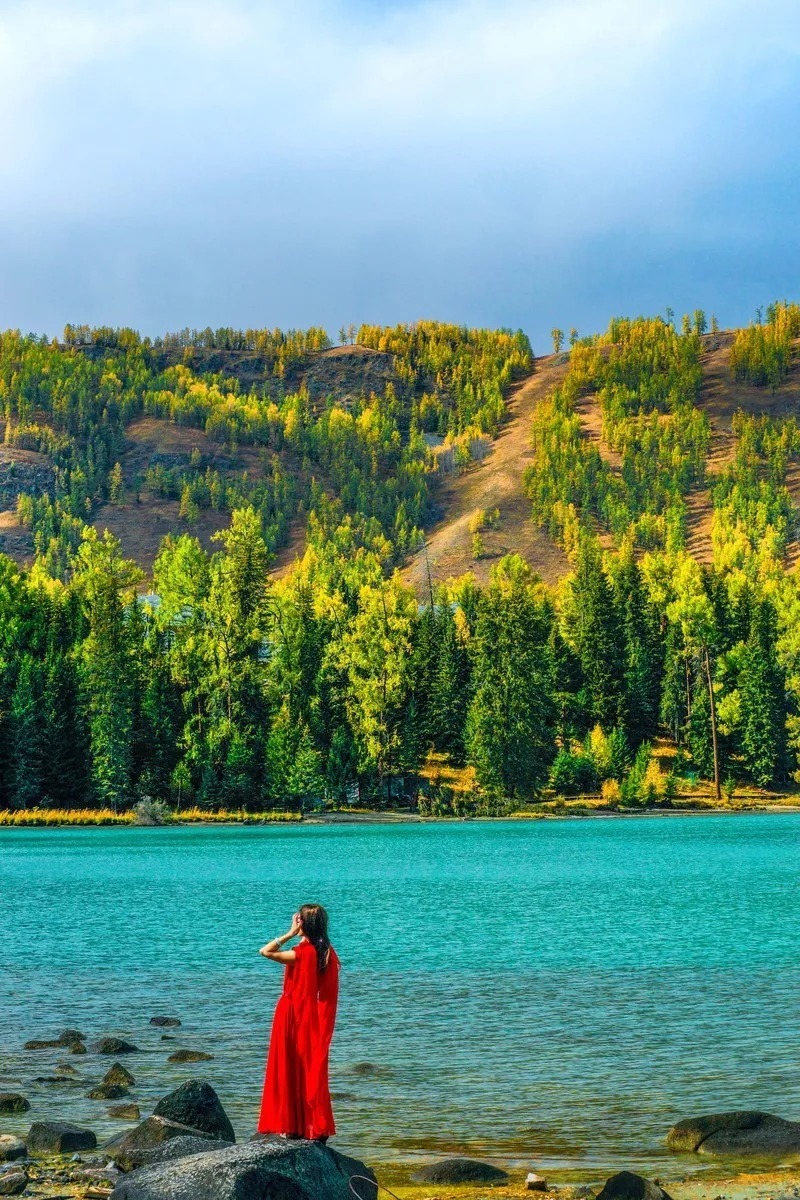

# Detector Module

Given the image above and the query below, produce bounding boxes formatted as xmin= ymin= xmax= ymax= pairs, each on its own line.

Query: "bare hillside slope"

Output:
xmin=401 ymin=355 xmax=571 ymax=593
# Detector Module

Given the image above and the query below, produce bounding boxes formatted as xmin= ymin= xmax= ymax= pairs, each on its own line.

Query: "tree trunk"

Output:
xmin=703 ymin=644 xmax=721 ymax=802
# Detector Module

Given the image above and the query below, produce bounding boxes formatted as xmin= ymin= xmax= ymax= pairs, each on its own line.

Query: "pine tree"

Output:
xmin=465 ymin=557 xmax=556 ymax=799
xmin=739 ymin=600 xmax=787 ymax=787
xmin=571 ymin=544 xmax=627 ymax=731
xmin=10 ymin=655 xmax=45 ymax=808
xmin=615 ymin=559 xmax=663 ymax=746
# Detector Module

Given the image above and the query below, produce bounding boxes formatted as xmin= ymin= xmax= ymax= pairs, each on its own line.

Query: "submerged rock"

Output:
xmin=0 ymin=1097 xmax=29 ymax=1116
xmin=596 ymin=1173 xmax=672 ymax=1200
xmin=27 ymin=1121 xmax=97 ymax=1154
xmin=0 ymin=1138 xmax=26 ymax=1164
xmin=149 ymin=1017 xmax=181 ymax=1027
xmin=23 ymin=1039 xmax=63 ymax=1051
xmin=108 ymin=1105 xmax=141 ymax=1122
xmin=349 ymin=1061 xmax=390 ymax=1077
xmin=55 ymin=1063 xmax=78 ymax=1075
xmin=109 ymin=1137 xmax=375 ymax=1200
xmin=667 ymin=1110 xmax=800 ymax=1156
xmin=153 ymin=1081 xmax=235 ymax=1144
xmin=88 ymin=1082 xmax=130 ymax=1100
xmin=89 ymin=1038 xmax=139 ymax=1055
xmin=411 ymin=1157 xmax=509 ymax=1185
xmin=58 ymin=1028 xmax=85 ymax=1044
xmin=103 ymin=1064 xmax=136 ymax=1088
xmin=166 ymin=1049 xmax=213 ymax=1063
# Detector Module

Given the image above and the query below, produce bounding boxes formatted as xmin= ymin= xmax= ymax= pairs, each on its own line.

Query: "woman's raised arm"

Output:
xmin=259 ymin=913 xmax=302 ymax=964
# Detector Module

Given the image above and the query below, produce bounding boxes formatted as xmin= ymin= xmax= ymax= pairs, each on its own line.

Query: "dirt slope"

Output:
xmin=401 ymin=355 xmax=571 ymax=594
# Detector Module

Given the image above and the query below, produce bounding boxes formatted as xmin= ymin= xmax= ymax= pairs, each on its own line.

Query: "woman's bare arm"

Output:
xmin=259 ymin=915 xmax=302 ymax=963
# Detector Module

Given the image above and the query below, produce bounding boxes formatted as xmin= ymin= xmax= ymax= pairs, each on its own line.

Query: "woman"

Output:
xmin=257 ymin=903 xmax=340 ymax=1141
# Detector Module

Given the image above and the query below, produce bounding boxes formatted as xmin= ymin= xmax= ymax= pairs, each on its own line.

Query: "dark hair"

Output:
xmin=299 ymin=903 xmax=332 ymax=972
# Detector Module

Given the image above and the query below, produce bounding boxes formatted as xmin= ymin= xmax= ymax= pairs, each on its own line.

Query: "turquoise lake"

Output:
xmin=1 ymin=815 xmax=799 ymax=1174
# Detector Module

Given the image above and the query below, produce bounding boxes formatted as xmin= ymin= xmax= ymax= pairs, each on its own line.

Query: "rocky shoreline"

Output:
xmin=3 ymin=1027 xmax=800 ymax=1200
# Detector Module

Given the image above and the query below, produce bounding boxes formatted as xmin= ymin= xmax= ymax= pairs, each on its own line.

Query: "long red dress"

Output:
xmin=258 ymin=938 xmax=340 ymax=1139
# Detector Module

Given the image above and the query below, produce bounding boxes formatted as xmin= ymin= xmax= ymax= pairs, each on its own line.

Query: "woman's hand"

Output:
xmin=289 ymin=912 xmax=303 ymax=938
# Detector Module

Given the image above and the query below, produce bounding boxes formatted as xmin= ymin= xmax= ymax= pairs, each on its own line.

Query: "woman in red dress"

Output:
xmin=257 ymin=902 xmax=340 ymax=1141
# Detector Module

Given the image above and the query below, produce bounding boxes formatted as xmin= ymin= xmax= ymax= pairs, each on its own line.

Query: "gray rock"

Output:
xmin=27 ymin=1121 xmax=97 ymax=1154
xmin=24 ymin=1029 xmax=83 ymax=1051
xmin=596 ymin=1173 xmax=672 ymax=1200
xmin=149 ymin=1017 xmax=181 ymax=1027
xmin=33 ymin=1076 xmax=75 ymax=1084
xmin=70 ymin=1041 xmax=87 ymax=1054
xmin=108 ymin=1105 xmax=141 ymax=1122
xmin=0 ymin=1167 xmax=27 ymax=1196
xmin=88 ymin=1083 xmax=130 ymax=1100
xmin=55 ymin=1063 xmax=78 ymax=1075
xmin=666 ymin=1111 xmax=800 ymax=1156
xmin=110 ymin=1137 xmax=375 ymax=1200
xmin=0 ymin=1097 xmax=29 ymax=1116
xmin=411 ymin=1157 xmax=509 ymax=1185
xmin=349 ymin=1061 xmax=389 ymax=1077
xmin=112 ymin=1134 xmax=233 ymax=1174
xmin=103 ymin=1064 xmax=136 ymax=1088
xmin=104 ymin=1116 xmax=219 ymax=1171
xmin=89 ymin=1038 xmax=139 ymax=1055
xmin=58 ymin=1028 xmax=85 ymax=1044
xmin=0 ymin=1139 xmax=26 ymax=1164
xmin=153 ymin=1081 xmax=235 ymax=1144
xmin=167 ymin=1049 xmax=213 ymax=1063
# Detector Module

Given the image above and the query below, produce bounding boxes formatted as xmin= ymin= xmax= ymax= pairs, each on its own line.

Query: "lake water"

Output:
xmin=1 ymin=815 xmax=799 ymax=1175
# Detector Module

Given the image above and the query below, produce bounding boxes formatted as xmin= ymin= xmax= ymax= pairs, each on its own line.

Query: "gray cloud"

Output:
xmin=1 ymin=0 xmax=800 ymax=345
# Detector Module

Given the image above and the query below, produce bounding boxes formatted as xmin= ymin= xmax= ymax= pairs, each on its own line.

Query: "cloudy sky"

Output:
xmin=1 ymin=0 xmax=799 ymax=348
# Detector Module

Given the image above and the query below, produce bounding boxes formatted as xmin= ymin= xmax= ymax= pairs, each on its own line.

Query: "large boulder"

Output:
xmin=411 ymin=1157 xmax=509 ymax=1185
xmin=596 ymin=1173 xmax=673 ymax=1200
xmin=105 ymin=1116 xmax=220 ymax=1171
xmin=0 ymin=1138 xmax=26 ymax=1164
xmin=89 ymin=1038 xmax=139 ymax=1055
xmin=112 ymin=1134 xmax=233 ymax=1174
xmin=110 ymin=1138 xmax=375 ymax=1200
xmin=0 ymin=1097 xmax=28 ymax=1116
xmin=667 ymin=1111 xmax=800 ymax=1156
xmin=27 ymin=1121 xmax=97 ymax=1154
xmin=153 ymin=1081 xmax=235 ymax=1144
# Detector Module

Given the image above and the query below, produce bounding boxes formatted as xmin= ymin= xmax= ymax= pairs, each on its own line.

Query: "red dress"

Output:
xmin=258 ymin=938 xmax=340 ymax=1139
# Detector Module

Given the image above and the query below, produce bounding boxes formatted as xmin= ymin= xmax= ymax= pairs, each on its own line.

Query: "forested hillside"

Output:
xmin=1 ymin=309 xmax=800 ymax=814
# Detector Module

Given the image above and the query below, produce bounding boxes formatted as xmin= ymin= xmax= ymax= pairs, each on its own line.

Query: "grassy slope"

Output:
xmin=400 ymin=354 xmax=571 ymax=593
xmin=3 ymin=333 xmax=800 ymax=581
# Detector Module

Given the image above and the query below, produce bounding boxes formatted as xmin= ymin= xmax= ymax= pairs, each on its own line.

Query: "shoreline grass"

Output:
xmin=0 ymin=806 xmax=302 ymax=827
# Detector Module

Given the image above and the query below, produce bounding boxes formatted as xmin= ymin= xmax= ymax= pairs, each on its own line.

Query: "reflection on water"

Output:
xmin=1 ymin=815 xmax=799 ymax=1171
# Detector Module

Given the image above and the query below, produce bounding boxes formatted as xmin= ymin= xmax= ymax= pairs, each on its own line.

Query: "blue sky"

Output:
xmin=1 ymin=0 xmax=799 ymax=350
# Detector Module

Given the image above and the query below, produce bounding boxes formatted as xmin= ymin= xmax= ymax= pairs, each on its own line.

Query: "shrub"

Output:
xmin=132 ymin=798 xmax=173 ymax=826
xmin=550 ymin=749 xmax=599 ymax=796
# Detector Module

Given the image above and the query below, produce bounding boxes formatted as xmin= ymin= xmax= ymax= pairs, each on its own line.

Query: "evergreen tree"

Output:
xmin=570 ymin=544 xmax=627 ymax=731
xmin=10 ymin=655 xmax=45 ymax=808
xmin=739 ymin=600 xmax=787 ymax=786
xmin=465 ymin=557 xmax=556 ymax=798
